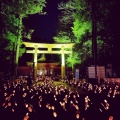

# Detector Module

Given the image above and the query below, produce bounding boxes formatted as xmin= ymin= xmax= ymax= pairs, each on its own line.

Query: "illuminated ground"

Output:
xmin=34 ymin=80 xmax=86 ymax=94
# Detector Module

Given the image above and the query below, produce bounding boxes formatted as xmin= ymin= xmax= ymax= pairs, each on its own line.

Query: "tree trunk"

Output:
xmin=15 ymin=15 xmax=22 ymax=77
xmin=92 ymin=0 xmax=97 ymax=79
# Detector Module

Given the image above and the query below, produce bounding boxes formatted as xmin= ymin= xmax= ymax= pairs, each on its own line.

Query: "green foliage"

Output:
xmin=2 ymin=0 xmax=46 ymax=17
xmin=72 ymin=0 xmax=92 ymax=42
xmin=23 ymin=29 xmax=34 ymax=40
xmin=19 ymin=47 xmax=26 ymax=58
xmin=55 ymin=0 xmax=93 ymax=68
xmin=1 ymin=0 xmax=46 ymax=74
xmin=1 ymin=0 xmax=46 ymax=59
xmin=3 ymin=31 xmax=17 ymax=43
xmin=73 ymin=0 xmax=92 ymax=21
xmin=55 ymin=0 xmax=75 ymax=43
xmin=54 ymin=31 xmax=72 ymax=43
xmin=66 ymin=52 xmax=81 ymax=67
xmin=72 ymin=20 xmax=92 ymax=43
xmin=58 ymin=0 xmax=75 ymax=25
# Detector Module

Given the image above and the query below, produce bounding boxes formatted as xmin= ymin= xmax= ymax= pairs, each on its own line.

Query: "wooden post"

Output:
xmin=61 ymin=46 xmax=65 ymax=79
xmin=34 ymin=45 xmax=38 ymax=80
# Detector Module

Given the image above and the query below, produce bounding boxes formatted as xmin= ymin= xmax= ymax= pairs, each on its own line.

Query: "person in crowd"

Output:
xmin=26 ymin=74 xmax=32 ymax=87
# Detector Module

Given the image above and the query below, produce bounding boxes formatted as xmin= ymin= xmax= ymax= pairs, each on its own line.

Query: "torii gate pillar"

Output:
xmin=33 ymin=45 xmax=38 ymax=80
xmin=61 ymin=46 xmax=65 ymax=79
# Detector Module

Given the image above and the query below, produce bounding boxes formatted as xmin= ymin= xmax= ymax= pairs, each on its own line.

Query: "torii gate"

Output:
xmin=23 ymin=42 xmax=74 ymax=80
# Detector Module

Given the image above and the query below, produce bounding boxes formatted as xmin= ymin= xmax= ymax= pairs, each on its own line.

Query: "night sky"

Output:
xmin=23 ymin=0 xmax=66 ymax=43
xmin=32 ymin=1 xmax=58 ymax=42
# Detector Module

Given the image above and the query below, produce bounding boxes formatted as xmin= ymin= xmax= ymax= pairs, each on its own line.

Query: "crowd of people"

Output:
xmin=0 ymin=75 xmax=120 ymax=120
xmin=66 ymin=78 xmax=120 ymax=120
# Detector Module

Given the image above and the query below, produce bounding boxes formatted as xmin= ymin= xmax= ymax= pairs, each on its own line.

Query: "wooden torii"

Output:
xmin=23 ymin=42 xmax=74 ymax=80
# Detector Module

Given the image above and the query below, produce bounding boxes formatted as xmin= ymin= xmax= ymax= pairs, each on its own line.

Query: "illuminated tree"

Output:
xmin=1 ymin=0 xmax=46 ymax=75
xmin=54 ymin=0 xmax=75 ymax=43
xmin=54 ymin=0 xmax=93 ymax=71
xmin=0 ymin=12 xmax=12 ymax=72
xmin=71 ymin=0 xmax=93 ymax=65
xmin=55 ymin=0 xmax=114 ymax=72
xmin=54 ymin=0 xmax=76 ymax=72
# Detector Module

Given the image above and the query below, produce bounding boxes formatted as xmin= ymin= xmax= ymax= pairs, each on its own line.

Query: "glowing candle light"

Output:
xmin=4 ymin=93 xmax=7 ymax=96
xmin=99 ymin=108 xmax=102 ymax=112
xmin=23 ymin=113 xmax=29 ymax=120
xmin=76 ymin=113 xmax=80 ymax=119
xmin=2 ymin=102 xmax=5 ymax=106
xmin=28 ymin=107 xmax=32 ymax=112
xmin=25 ymin=104 xmax=28 ymax=108
xmin=15 ymin=102 xmax=17 ymax=106
xmin=12 ymin=108 xmax=15 ymax=112
xmin=53 ymin=111 xmax=57 ymax=117
xmin=55 ymin=98 xmax=57 ymax=101
xmin=48 ymin=106 xmax=51 ymax=109
xmin=52 ymin=106 xmax=55 ymax=110
xmin=8 ymin=102 xmax=11 ymax=106
xmin=5 ymin=105 xmax=7 ymax=108
xmin=75 ymin=105 xmax=79 ymax=110
xmin=109 ymin=116 xmax=113 ymax=120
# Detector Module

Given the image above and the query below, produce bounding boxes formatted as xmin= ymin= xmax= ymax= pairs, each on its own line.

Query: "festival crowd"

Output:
xmin=0 ymin=76 xmax=120 ymax=120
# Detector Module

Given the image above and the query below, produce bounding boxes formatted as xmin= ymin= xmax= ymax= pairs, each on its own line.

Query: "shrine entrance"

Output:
xmin=23 ymin=42 xmax=74 ymax=80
